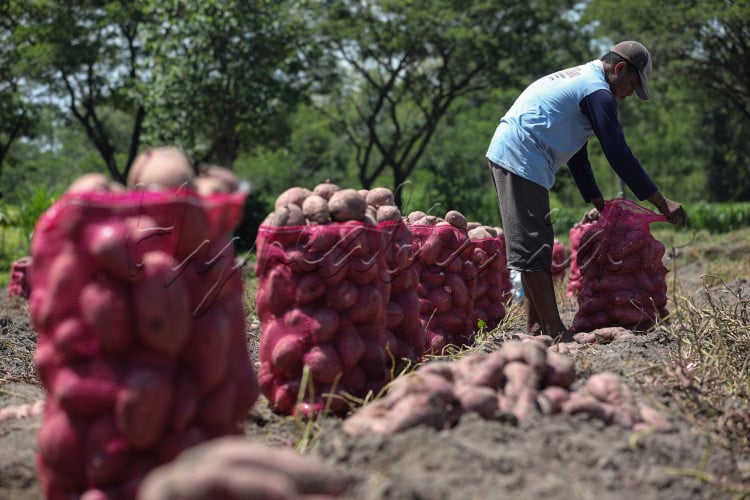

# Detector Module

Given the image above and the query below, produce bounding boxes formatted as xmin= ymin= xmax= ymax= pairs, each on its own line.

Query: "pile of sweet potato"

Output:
xmin=343 ymin=340 xmax=671 ymax=436
xmin=570 ymin=199 xmax=669 ymax=333
xmin=29 ymin=153 xmax=258 ymax=499
xmin=137 ymin=437 xmax=351 ymax=500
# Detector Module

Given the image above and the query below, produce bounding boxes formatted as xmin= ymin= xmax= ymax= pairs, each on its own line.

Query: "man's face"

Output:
xmin=609 ymin=62 xmax=641 ymax=100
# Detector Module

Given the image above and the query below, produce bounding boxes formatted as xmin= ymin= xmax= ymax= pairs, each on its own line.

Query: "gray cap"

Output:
xmin=610 ymin=40 xmax=652 ymax=100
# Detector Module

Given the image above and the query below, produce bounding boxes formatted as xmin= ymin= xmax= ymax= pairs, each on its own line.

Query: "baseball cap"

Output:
xmin=610 ymin=40 xmax=652 ymax=100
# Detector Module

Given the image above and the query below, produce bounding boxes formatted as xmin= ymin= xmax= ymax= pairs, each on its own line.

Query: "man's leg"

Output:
xmin=521 ymin=270 xmax=572 ymax=341
xmin=523 ymin=294 xmax=541 ymax=335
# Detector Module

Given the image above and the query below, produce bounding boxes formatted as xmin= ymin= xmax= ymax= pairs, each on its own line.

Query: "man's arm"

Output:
xmin=580 ymin=90 xmax=658 ymax=200
xmin=567 ymin=143 xmax=603 ymax=209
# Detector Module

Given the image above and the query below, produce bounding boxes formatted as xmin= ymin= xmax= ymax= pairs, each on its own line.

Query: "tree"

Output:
xmin=582 ymin=0 xmax=750 ymax=201
xmin=304 ymin=0 xmax=584 ymax=207
xmin=0 ymin=2 xmax=39 ymax=177
xmin=140 ymin=0 xmax=314 ymax=167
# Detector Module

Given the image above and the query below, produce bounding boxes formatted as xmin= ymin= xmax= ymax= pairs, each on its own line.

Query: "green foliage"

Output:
xmin=18 ymin=187 xmax=58 ymax=245
xmin=685 ymin=202 xmax=750 ymax=234
xmin=141 ymin=0 xmax=312 ymax=167
xmin=304 ymin=0 xmax=583 ymax=206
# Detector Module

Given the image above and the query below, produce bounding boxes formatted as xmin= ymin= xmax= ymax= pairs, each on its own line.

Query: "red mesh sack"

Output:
xmin=380 ymin=220 xmax=425 ymax=369
xmin=551 ymin=240 xmax=569 ymax=280
xmin=8 ymin=256 xmax=32 ymax=299
xmin=29 ymin=189 xmax=258 ymax=500
xmin=565 ymin=221 xmax=597 ymax=297
xmin=255 ymin=221 xmax=392 ymax=417
xmin=410 ymin=223 xmax=476 ymax=354
xmin=570 ymin=199 xmax=669 ymax=333
xmin=469 ymin=230 xmax=512 ymax=332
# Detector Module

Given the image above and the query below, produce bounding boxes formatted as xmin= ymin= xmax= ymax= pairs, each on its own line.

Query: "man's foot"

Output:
xmin=551 ymin=329 xmax=575 ymax=343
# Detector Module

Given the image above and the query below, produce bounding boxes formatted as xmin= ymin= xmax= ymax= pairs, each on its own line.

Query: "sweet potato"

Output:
xmin=406 ymin=210 xmax=427 ymax=224
xmin=372 ymin=393 xmax=454 ymax=435
xmin=325 ymin=279 xmax=359 ymax=311
xmin=305 ymin=307 xmax=341 ymax=344
xmin=131 ymin=251 xmax=191 ymax=357
xmin=334 ymin=326 xmax=366 ymax=370
xmin=268 ymin=204 xmax=306 ymax=227
xmin=196 ymin=378 xmax=238 ymax=432
xmin=256 ymin=263 xmax=296 ymax=317
xmin=426 ymin=286 xmax=452 ymax=314
xmin=347 ymin=284 xmax=384 ymax=323
xmin=537 ymin=385 xmax=570 ymax=415
xmin=445 ymin=272 xmax=470 ymax=308
xmin=464 ymin=351 xmax=507 ymax=388
xmin=183 ymin=310 xmax=231 ymax=394
xmin=32 ymin=250 xmax=92 ymax=332
xmin=171 ymin=372 xmax=199 ymax=431
xmin=79 ymin=277 xmax=132 ymax=355
xmin=53 ymin=363 xmax=121 ymax=417
xmin=115 ymin=365 xmax=175 ymax=450
xmin=139 ymin=437 xmax=351 ymax=500
xmin=302 ymin=194 xmax=331 ymax=224
xmin=365 ymin=187 xmax=395 ymax=208
xmin=275 ymin=186 xmax=312 ymax=209
xmin=127 ymin=146 xmax=195 ymax=190
xmin=84 ymin=414 xmax=134 ymax=487
xmin=312 ymin=181 xmax=340 ymax=200
xmin=454 ymin=383 xmax=498 ymax=419
xmin=328 ymin=189 xmax=367 ymax=222
xmin=303 ymin=344 xmax=344 ymax=384
xmin=386 ymin=301 xmax=405 ymax=328
xmin=543 ymin=351 xmax=576 ymax=388
xmin=270 ymin=334 xmax=309 ymax=379
xmin=358 ymin=340 xmax=388 ymax=380
xmin=295 ymin=273 xmax=327 ymax=305
xmin=53 ymin=317 xmax=99 ymax=360
xmin=444 ymin=210 xmax=467 ymax=230
xmin=37 ymin=407 xmax=86 ymax=487
xmin=376 ymin=205 xmax=402 ymax=223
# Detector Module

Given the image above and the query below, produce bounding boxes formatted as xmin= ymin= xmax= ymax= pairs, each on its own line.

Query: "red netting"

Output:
xmin=469 ymin=235 xmax=512 ymax=332
xmin=29 ymin=189 xmax=257 ymax=499
xmin=565 ymin=222 xmax=597 ymax=297
xmin=8 ymin=256 xmax=32 ymax=299
xmin=551 ymin=240 xmax=569 ymax=279
xmin=255 ymin=221 xmax=393 ymax=416
xmin=570 ymin=199 xmax=669 ymax=333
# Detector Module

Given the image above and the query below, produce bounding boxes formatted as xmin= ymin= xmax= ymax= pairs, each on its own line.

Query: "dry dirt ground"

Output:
xmin=1 ymin=254 xmax=748 ymax=500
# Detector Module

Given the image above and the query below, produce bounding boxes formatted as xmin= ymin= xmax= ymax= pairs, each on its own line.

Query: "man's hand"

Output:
xmin=663 ymin=198 xmax=687 ymax=226
xmin=590 ymin=196 xmax=605 ymax=212
xmin=647 ymin=191 xmax=687 ymax=227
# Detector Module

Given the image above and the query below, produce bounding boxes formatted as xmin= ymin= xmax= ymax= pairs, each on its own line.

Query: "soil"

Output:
xmin=1 ymin=251 xmax=748 ymax=500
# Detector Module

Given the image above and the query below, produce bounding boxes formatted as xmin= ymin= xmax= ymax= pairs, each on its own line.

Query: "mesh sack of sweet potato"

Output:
xmin=29 ymin=187 xmax=258 ymax=500
xmin=8 ymin=255 xmax=32 ymax=299
xmin=379 ymin=219 xmax=425 ymax=369
xmin=551 ymin=239 xmax=569 ymax=280
xmin=466 ymin=226 xmax=513 ymax=332
xmin=408 ymin=212 xmax=477 ymax=355
xmin=255 ymin=221 xmax=393 ymax=417
xmin=565 ymin=221 xmax=597 ymax=297
xmin=569 ymin=199 xmax=669 ymax=333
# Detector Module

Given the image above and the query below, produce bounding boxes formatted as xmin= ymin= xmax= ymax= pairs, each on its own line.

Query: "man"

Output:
xmin=485 ymin=40 xmax=686 ymax=341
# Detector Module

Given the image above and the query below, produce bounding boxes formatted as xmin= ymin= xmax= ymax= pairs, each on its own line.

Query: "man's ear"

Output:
xmin=613 ymin=61 xmax=628 ymax=76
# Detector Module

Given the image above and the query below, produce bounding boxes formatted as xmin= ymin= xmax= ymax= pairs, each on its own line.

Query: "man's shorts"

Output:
xmin=488 ymin=161 xmax=553 ymax=272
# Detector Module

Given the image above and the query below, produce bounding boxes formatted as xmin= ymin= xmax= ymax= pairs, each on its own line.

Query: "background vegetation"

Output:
xmin=1 ymin=0 xmax=748 ymax=270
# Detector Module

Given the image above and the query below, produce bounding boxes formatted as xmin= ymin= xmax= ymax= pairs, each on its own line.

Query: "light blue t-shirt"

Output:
xmin=486 ymin=60 xmax=610 ymax=190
